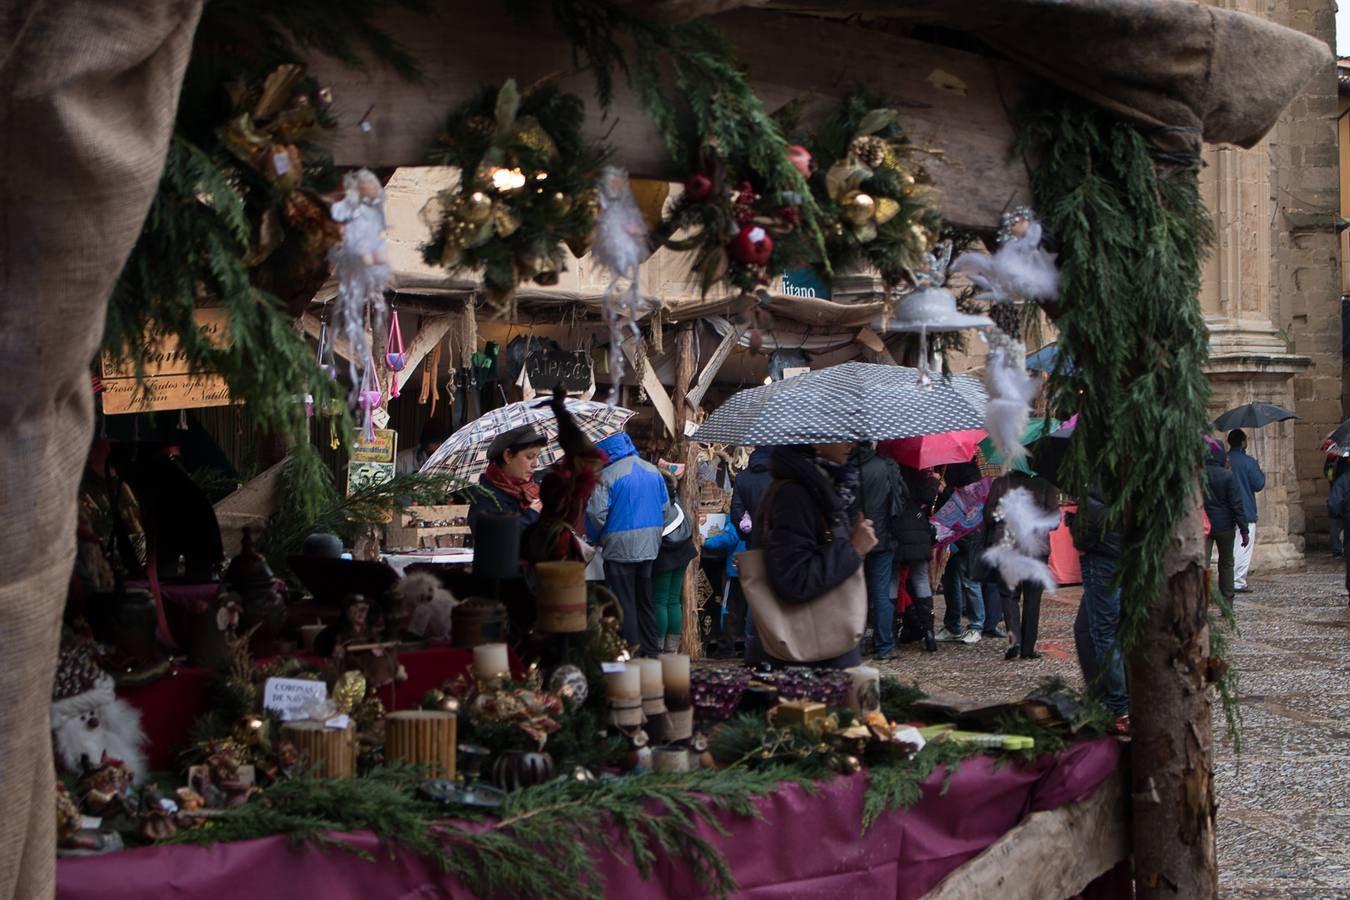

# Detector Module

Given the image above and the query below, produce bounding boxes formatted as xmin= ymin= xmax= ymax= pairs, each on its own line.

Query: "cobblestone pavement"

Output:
xmin=866 ymin=561 xmax=1350 ymax=897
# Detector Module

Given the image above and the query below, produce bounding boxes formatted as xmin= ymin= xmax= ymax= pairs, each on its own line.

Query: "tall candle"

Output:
xmin=534 ymin=561 xmax=587 ymax=632
xmin=660 ymin=653 xmax=692 ymax=741
xmin=636 ymin=658 xmax=666 ymax=716
xmin=472 ymin=642 xmax=509 ymax=680
xmin=846 ymin=665 xmax=881 ymax=714
xmin=473 ymin=512 xmax=521 ymax=579
xmin=605 ymin=663 xmax=643 ymax=728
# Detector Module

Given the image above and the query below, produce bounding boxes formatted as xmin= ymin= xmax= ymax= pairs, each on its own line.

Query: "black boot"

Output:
xmin=914 ymin=595 xmax=937 ymax=652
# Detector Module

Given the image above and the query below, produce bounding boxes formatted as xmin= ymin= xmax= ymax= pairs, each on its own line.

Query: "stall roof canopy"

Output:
xmin=622 ymin=0 xmax=1332 ymax=152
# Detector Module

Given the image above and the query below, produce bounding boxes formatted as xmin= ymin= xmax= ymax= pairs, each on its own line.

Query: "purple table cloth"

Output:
xmin=57 ymin=738 xmax=1124 ymax=899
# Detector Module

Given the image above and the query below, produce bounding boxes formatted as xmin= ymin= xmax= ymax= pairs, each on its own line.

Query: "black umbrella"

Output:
xmin=1214 ymin=403 xmax=1298 ymax=431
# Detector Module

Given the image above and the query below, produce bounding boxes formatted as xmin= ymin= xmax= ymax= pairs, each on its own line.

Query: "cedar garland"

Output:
xmin=1018 ymin=96 xmax=1214 ymax=649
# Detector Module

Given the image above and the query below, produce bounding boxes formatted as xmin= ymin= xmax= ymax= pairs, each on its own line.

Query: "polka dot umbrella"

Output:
xmin=691 ymin=362 xmax=987 ymax=446
xmin=420 ymin=397 xmax=635 ymax=479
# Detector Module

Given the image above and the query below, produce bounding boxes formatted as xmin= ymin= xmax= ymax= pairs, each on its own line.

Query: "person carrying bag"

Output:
xmin=738 ymin=443 xmax=874 ymax=668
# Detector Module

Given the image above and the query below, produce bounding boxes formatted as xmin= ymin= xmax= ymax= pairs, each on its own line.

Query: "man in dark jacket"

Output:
xmin=1226 ymin=429 xmax=1264 ymax=592
xmin=895 ymin=465 xmax=939 ymax=652
xmin=852 ymin=444 xmax=904 ymax=659
xmin=1203 ymin=445 xmax=1249 ymax=602
xmin=1070 ymin=486 xmax=1128 ymax=722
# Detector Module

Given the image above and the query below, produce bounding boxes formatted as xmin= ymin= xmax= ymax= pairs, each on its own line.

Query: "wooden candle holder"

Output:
xmin=281 ymin=721 xmax=357 ymax=779
xmin=384 ymin=710 xmax=457 ymax=779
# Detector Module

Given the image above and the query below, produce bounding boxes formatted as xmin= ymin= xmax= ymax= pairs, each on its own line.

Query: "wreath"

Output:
xmin=422 ymin=79 xmax=607 ymax=314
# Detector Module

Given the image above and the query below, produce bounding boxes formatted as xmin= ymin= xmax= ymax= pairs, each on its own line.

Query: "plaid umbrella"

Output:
xmin=420 ymin=398 xmax=635 ymax=479
xmin=691 ymin=362 xmax=986 ymax=446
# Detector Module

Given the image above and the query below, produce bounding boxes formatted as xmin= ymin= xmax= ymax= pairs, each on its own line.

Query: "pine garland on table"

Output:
xmin=1018 ymin=95 xmax=1213 ymax=648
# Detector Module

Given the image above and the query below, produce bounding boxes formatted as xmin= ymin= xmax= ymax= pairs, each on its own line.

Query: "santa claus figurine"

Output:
xmin=50 ymin=638 xmax=148 ymax=784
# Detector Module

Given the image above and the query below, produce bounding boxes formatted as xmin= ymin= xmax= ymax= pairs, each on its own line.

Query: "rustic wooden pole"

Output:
xmin=1127 ymin=486 xmax=1219 ymax=898
xmin=672 ymin=323 xmax=703 ymax=659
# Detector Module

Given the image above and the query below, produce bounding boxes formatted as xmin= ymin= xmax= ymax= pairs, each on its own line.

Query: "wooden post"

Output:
xmin=1127 ymin=486 xmax=1218 ymax=897
xmin=672 ymin=324 xmax=703 ymax=659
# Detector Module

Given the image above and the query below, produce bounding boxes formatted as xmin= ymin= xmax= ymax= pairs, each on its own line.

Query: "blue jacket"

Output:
xmin=1227 ymin=448 xmax=1264 ymax=523
xmin=587 ymin=434 xmax=669 ymax=562
xmin=702 ymin=526 xmax=745 ymax=578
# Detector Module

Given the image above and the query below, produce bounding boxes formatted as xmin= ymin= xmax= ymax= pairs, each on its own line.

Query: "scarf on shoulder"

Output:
xmin=817 ymin=457 xmax=859 ymax=514
xmin=483 ymin=461 xmax=541 ymax=512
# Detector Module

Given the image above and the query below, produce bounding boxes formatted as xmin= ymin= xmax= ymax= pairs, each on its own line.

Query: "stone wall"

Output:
xmin=1197 ymin=0 xmax=1341 ymax=567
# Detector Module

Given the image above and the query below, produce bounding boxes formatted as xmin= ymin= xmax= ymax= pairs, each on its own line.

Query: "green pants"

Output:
xmin=651 ymin=567 xmax=685 ymax=638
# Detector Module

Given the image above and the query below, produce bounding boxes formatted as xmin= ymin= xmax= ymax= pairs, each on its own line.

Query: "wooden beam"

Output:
xmin=392 ymin=316 xmax=454 ymax=393
xmin=687 ymin=323 xmax=746 ymax=410
xmin=926 ymin=771 xmax=1129 ymax=900
xmin=620 ymin=336 xmax=677 ymax=437
xmin=302 ymin=4 xmax=1030 ymax=227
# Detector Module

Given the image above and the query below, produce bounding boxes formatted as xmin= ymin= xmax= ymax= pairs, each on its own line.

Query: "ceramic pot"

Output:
xmin=490 ymin=750 xmax=555 ymax=791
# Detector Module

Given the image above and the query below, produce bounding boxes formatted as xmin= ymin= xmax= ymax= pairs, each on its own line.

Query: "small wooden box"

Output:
xmin=774 ymin=701 xmax=827 ymax=727
xmin=384 ymin=504 xmax=472 ymax=550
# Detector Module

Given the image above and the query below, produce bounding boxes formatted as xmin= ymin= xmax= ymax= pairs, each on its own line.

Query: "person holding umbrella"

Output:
xmin=1226 ymin=429 xmax=1264 ymax=592
xmin=467 ymin=425 xmax=547 ymax=530
xmin=851 ymin=442 xmax=906 ymax=660
xmin=1202 ymin=444 xmax=1249 ymax=603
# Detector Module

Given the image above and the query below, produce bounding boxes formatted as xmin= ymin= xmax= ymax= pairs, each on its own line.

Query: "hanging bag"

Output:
xmin=736 ymin=481 xmax=867 ymax=663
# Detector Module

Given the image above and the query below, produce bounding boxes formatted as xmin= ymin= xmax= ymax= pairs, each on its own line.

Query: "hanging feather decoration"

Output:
xmin=951 ymin=217 xmax=1059 ymax=306
xmin=983 ymin=331 xmax=1042 ymax=465
xmin=591 ymin=167 xmax=650 ymax=404
xmin=330 ymin=168 xmax=393 ymax=436
xmin=981 ymin=486 xmax=1062 ymax=593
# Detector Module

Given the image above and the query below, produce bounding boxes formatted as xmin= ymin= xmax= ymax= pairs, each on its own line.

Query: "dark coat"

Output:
xmin=893 ymin=465 xmax=937 ymax=565
xmin=731 ymin=446 xmax=774 ymax=539
xmin=1070 ymin=486 xmax=1122 ymax=559
xmin=853 ymin=445 xmax=902 ymax=552
xmin=1329 ymin=471 xmax=1350 ymax=521
xmin=654 ymin=496 xmax=699 ymax=573
xmin=1227 ymin=448 xmax=1264 ymax=523
xmin=467 ymin=478 xmax=541 ymax=532
xmin=754 ymin=446 xmax=862 ymax=605
xmin=1203 ymin=449 xmax=1248 ymax=536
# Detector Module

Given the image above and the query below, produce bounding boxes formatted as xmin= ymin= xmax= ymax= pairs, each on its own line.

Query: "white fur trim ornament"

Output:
xmin=982 ymin=486 xmax=1062 ymax=594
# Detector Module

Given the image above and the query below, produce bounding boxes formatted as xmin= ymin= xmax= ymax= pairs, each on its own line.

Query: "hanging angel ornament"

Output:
xmin=951 ymin=208 xmax=1059 ymax=466
xmin=330 ymin=169 xmax=393 ymax=425
xmin=981 ymin=486 xmax=1062 ymax=594
xmin=591 ymin=167 xmax=650 ymax=404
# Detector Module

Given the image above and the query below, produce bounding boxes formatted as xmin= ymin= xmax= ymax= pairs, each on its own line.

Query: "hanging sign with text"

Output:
xmin=100 ymin=308 xmax=233 ymax=414
xmin=525 ymin=348 xmax=593 ymax=392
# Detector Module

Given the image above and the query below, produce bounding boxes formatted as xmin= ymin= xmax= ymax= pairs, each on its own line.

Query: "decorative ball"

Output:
xmin=547 ymin=664 xmax=589 ymax=706
xmin=785 ymin=145 xmax=814 ymax=178
xmin=730 ymin=224 xmax=774 ymax=266
xmin=699 ymin=751 xmax=716 ymax=770
xmin=840 ymin=191 xmax=876 ymax=226
xmin=850 ymin=135 xmax=888 ymax=170
xmin=462 ymin=191 xmax=493 ymax=225
xmin=684 ymin=173 xmax=714 ymax=202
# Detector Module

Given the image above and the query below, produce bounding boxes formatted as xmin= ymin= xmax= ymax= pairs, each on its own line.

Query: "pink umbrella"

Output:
xmin=880 ymin=429 xmax=989 ymax=469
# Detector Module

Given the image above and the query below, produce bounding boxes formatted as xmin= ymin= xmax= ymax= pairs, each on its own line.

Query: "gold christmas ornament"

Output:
xmin=550 ymin=191 xmax=572 ymax=215
xmin=850 ymin=135 xmax=888 ymax=169
xmin=462 ymin=191 xmax=493 ymax=225
xmin=333 ymin=670 xmax=367 ymax=714
xmin=488 ymin=167 xmax=527 ymax=193
xmin=840 ymin=191 xmax=876 ymax=226
xmin=492 ymin=204 xmax=522 ymax=238
xmin=873 ymin=197 xmax=902 ymax=226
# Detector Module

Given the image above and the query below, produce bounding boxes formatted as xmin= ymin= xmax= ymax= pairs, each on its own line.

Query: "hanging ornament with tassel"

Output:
xmin=592 ymin=167 xmax=650 ymax=405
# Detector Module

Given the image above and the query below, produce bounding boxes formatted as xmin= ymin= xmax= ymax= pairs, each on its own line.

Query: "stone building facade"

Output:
xmin=1196 ymin=0 xmax=1342 ymax=567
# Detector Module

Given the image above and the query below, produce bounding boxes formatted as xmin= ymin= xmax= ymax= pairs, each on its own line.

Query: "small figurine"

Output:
xmin=55 ymin=784 xmax=97 ymax=850
xmin=205 ymin=750 xmax=257 ymax=808
xmin=398 ymin=573 xmax=457 ymax=641
xmin=51 ymin=638 xmax=148 ymax=783
xmin=76 ymin=752 xmax=135 ymax=819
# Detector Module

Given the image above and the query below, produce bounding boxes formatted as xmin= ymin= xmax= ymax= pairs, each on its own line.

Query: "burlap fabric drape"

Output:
xmin=0 ymin=3 xmax=200 ymax=897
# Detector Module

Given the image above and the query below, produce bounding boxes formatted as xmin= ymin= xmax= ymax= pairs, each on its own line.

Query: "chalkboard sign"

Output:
xmin=525 ymin=348 xmax=592 ymax=391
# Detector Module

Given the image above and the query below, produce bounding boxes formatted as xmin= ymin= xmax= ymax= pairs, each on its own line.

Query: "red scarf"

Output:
xmin=483 ymin=461 xmax=540 ymax=512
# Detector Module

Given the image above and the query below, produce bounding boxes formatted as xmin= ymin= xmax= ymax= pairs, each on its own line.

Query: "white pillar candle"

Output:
xmin=636 ymin=658 xmax=667 ymax=716
xmin=658 ymin=653 xmax=690 ymax=692
xmin=472 ymin=643 xmax=509 ymax=680
xmin=660 ymin=653 xmax=693 ymax=740
xmin=652 ymin=746 xmax=690 ymax=773
xmin=846 ymin=665 xmax=881 ymax=714
xmin=605 ymin=663 xmax=643 ymax=727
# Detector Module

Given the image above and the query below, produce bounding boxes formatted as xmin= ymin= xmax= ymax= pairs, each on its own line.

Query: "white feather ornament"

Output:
xmin=982 ymin=486 xmax=1062 ymax=593
xmin=983 ymin=331 xmax=1041 ymax=464
xmin=331 ymin=168 xmax=393 ymax=433
xmin=952 ymin=221 xmax=1059 ymax=305
xmin=592 ymin=167 xmax=650 ymax=404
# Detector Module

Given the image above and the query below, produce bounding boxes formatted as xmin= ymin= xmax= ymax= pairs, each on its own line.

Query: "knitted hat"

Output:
xmin=51 ymin=641 xmax=116 ymax=726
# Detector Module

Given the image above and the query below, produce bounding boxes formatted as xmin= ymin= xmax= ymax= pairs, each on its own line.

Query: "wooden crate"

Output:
xmin=384 ymin=504 xmax=472 ymax=550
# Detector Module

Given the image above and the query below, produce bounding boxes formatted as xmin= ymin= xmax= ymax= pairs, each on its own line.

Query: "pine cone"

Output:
xmin=988 ymin=301 xmax=1022 ymax=340
xmin=850 ymin=135 xmax=888 ymax=170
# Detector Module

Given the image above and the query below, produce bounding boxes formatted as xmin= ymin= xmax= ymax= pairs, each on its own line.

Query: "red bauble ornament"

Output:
xmin=684 ymin=173 xmax=713 ymax=202
xmin=786 ymin=145 xmax=814 ymax=178
xmin=730 ymin=224 xmax=774 ymax=266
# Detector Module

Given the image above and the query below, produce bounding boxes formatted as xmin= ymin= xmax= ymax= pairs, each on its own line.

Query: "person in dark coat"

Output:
xmin=894 ymin=464 xmax=939 ymax=652
xmin=851 ymin=444 xmax=904 ymax=660
xmin=1070 ymin=485 xmax=1128 ymax=722
xmin=466 ymin=425 xmax=547 ymax=532
xmin=652 ymin=471 xmax=698 ymax=654
xmin=984 ymin=471 xmax=1058 ymax=660
xmin=1202 ymin=445 xmax=1249 ymax=602
xmin=731 ymin=446 xmax=774 ymax=540
xmin=749 ymin=443 xmax=876 ymax=669
xmin=1327 ymin=451 xmax=1350 ymax=598
xmin=936 ymin=459 xmax=986 ymax=644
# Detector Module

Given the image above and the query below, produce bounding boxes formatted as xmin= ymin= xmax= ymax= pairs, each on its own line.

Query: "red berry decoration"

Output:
xmin=786 ymin=144 xmax=814 ymax=178
xmin=684 ymin=173 xmax=713 ymax=202
xmin=730 ymin=224 xmax=774 ymax=266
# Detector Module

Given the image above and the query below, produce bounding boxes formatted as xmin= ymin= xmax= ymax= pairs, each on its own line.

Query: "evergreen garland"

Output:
xmin=1018 ymin=96 xmax=1214 ymax=647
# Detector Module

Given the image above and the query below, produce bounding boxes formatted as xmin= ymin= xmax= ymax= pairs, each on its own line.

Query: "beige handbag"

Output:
xmin=736 ymin=482 xmax=867 ymax=663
